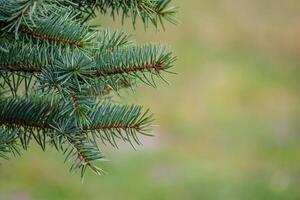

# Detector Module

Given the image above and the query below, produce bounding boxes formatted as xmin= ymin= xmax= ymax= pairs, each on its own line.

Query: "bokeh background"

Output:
xmin=1 ymin=0 xmax=300 ymax=199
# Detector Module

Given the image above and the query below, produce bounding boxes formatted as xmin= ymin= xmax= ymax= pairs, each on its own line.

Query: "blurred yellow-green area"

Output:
xmin=1 ymin=0 xmax=300 ymax=199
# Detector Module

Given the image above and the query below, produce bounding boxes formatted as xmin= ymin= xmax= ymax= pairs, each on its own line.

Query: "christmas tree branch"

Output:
xmin=0 ymin=96 xmax=153 ymax=145
xmin=66 ymin=0 xmax=178 ymax=28
xmin=0 ymin=0 xmax=177 ymax=178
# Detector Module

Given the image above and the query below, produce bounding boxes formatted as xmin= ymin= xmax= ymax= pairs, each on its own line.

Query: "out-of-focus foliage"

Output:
xmin=1 ymin=0 xmax=300 ymax=199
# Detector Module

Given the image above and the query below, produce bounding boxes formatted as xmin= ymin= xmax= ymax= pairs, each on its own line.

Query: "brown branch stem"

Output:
xmin=0 ymin=64 xmax=42 ymax=73
xmin=93 ymin=63 xmax=165 ymax=77
xmin=0 ymin=117 xmax=140 ymax=132
xmin=0 ymin=118 xmax=51 ymax=130
xmin=20 ymin=28 xmax=83 ymax=47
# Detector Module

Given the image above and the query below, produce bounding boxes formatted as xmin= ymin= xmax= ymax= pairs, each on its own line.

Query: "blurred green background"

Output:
xmin=1 ymin=0 xmax=300 ymax=199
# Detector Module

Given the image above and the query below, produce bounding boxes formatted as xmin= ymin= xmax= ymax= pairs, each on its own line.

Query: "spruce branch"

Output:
xmin=0 ymin=0 xmax=177 ymax=178
xmin=0 ymin=96 xmax=59 ymax=130
xmin=1 ymin=1 xmax=96 ymax=50
xmin=66 ymin=0 xmax=178 ymax=28
xmin=0 ymin=94 xmax=154 ymax=176
xmin=18 ymin=7 xmax=97 ymax=50
xmin=85 ymin=103 xmax=154 ymax=148
xmin=93 ymin=45 xmax=176 ymax=87
xmin=0 ymin=38 xmax=174 ymax=96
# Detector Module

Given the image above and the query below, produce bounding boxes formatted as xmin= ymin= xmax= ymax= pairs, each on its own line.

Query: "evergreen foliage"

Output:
xmin=0 ymin=0 xmax=177 ymax=178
